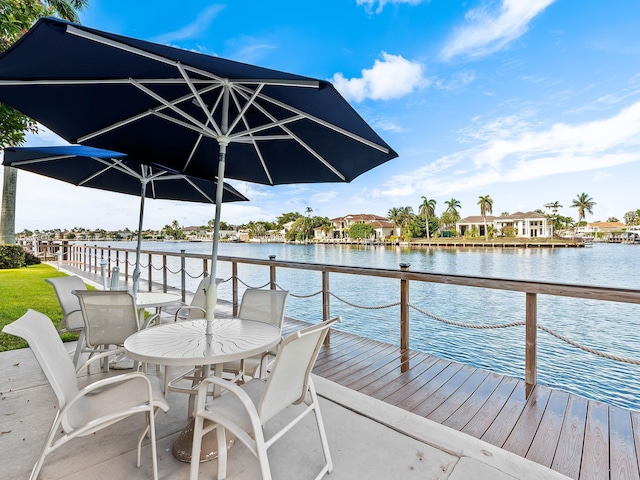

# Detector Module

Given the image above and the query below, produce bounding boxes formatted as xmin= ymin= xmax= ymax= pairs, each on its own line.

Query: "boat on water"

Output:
xmin=622 ymin=225 xmax=640 ymax=242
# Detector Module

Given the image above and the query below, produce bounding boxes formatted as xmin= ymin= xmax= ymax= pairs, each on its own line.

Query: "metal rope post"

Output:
xmin=180 ymin=249 xmax=186 ymax=302
xmin=323 ymin=270 xmax=331 ymax=346
xmin=400 ymin=263 xmax=411 ymax=372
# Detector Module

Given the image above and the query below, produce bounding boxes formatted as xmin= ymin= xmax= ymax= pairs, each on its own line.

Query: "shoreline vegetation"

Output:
xmin=65 ymin=237 xmax=589 ymax=248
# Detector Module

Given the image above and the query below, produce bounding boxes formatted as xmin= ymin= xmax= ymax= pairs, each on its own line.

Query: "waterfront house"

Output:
xmin=456 ymin=211 xmax=550 ymax=238
xmin=320 ymin=213 xmax=399 ymax=240
xmin=575 ymin=221 xmax=625 ymax=237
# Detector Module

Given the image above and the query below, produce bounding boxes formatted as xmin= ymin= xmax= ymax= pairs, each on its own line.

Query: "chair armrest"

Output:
xmin=141 ymin=313 xmax=160 ymax=329
xmin=174 ymin=306 xmax=206 ymax=321
xmin=75 ymin=347 xmax=127 ymax=375
xmin=195 ymin=376 xmax=258 ymax=416
xmin=62 ymin=372 xmax=163 ymax=435
xmin=76 ymin=371 xmax=152 ymax=399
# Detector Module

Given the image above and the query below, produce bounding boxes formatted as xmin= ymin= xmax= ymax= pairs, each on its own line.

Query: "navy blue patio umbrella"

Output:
xmin=0 ymin=17 xmax=398 ymax=323
xmin=2 ymin=145 xmax=248 ymax=296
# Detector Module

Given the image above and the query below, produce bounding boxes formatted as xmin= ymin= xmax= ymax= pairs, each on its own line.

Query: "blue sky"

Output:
xmin=7 ymin=0 xmax=640 ymax=231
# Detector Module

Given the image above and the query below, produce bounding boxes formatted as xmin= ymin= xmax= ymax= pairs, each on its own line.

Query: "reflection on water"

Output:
xmin=86 ymin=241 xmax=640 ymax=411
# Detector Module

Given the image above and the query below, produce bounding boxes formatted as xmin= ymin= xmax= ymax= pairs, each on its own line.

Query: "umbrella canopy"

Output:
xmin=0 ymin=17 xmax=398 ymax=322
xmin=3 ymin=145 xmax=248 ymax=296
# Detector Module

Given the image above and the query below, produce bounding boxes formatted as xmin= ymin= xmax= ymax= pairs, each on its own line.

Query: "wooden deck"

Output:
xmin=285 ymin=319 xmax=640 ymax=480
xmin=52 ymin=263 xmax=639 ymax=479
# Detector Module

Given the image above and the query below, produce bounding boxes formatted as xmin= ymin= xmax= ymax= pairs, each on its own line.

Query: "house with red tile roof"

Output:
xmin=314 ymin=213 xmax=399 ymax=240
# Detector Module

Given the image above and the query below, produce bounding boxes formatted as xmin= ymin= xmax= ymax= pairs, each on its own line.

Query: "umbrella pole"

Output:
xmin=205 ymin=146 xmax=227 ymax=329
xmin=205 ymin=83 xmax=230 ymax=330
xmin=133 ymin=177 xmax=147 ymax=299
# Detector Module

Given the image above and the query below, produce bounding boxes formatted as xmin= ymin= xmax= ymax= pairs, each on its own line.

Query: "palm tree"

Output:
xmin=418 ymin=196 xmax=437 ymax=241
xmin=570 ymin=193 xmax=596 ymax=236
xmin=40 ymin=1 xmax=89 ymax=22
xmin=546 ymin=201 xmax=562 ymax=237
xmin=444 ymin=198 xmax=461 ymax=216
xmin=387 ymin=206 xmax=414 ymax=238
xmin=477 ymin=195 xmax=493 ymax=241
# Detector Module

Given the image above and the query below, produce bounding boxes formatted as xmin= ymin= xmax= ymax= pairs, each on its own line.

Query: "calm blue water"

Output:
xmin=86 ymin=241 xmax=640 ymax=411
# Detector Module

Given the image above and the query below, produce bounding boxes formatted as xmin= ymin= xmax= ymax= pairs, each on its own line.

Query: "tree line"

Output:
xmin=21 ymin=192 xmax=638 ymax=244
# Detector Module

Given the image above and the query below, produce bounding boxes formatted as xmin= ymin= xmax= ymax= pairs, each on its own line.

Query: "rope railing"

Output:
xmin=329 ymin=291 xmax=400 ymax=310
xmin=66 ymin=243 xmax=640 ymax=389
xmin=409 ymin=303 xmax=640 ymax=366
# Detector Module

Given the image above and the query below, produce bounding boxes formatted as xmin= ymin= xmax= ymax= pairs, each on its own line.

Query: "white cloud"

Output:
xmin=311 ymin=191 xmax=338 ymax=203
xmin=332 ymin=52 xmax=427 ymax=102
xmin=356 ymin=0 xmax=425 ymax=14
xmin=441 ymin=0 xmax=556 ymax=61
xmin=432 ymin=69 xmax=477 ymax=91
xmin=383 ymin=100 xmax=640 ymax=198
xmin=152 ymin=5 xmax=224 ymax=44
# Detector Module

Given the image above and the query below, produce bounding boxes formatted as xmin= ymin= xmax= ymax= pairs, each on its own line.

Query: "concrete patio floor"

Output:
xmin=0 ymin=340 xmax=570 ymax=480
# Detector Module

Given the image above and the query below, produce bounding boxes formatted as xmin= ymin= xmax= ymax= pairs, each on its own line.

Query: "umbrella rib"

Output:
xmin=130 ymin=79 xmax=219 ymax=138
xmin=76 ymin=160 xmax=125 ymax=186
xmin=228 ymin=88 xmax=274 ymax=185
xmin=184 ymin=87 xmax=226 ymax=172
xmin=8 ymin=154 xmax=77 ymax=166
xmin=67 ymin=25 xmax=321 ymax=90
xmin=152 ymin=110 xmax=218 ymax=139
xmin=233 ymin=87 xmax=347 ymax=181
xmin=177 ymin=63 xmax=222 ymax=136
xmin=235 ymin=83 xmax=391 ymax=154
xmin=227 ymin=83 xmax=264 ymax=135
xmin=77 ymin=83 xmax=221 ymax=143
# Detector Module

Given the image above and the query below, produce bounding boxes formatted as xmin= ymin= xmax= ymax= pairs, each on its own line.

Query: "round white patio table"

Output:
xmin=135 ymin=291 xmax=182 ymax=315
xmin=124 ymin=318 xmax=281 ymax=462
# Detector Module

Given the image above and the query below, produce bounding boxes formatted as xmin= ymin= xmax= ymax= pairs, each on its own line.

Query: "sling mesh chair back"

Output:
xmin=2 ymin=309 xmax=169 ymax=480
xmin=224 ymin=288 xmax=290 ymax=382
xmin=45 ymin=276 xmax=88 ymax=367
xmin=174 ymin=276 xmax=223 ymax=321
xmin=73 ymin=290 xmax=140 ymax=371
xmin=189 ymin=317 xmax=340 ymax=480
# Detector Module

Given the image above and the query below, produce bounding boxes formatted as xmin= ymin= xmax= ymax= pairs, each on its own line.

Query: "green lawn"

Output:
xmin=0 ymin=264 xmax=85 ymax=351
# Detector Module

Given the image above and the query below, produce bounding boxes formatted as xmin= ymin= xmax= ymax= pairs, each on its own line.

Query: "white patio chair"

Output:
xmin=174 ymin=276 xmax=222 ymax=321
xmin=166 ymin=288 xmax=289 ymax=396
xmin=45 ymin=276 xmax=88 ymax=367
xmin=189 ymin=317 xmax=340 ymax=480
xmin=2 ymin=309 xmax=169 ymax=480
xmin=73 ymin=290 xmax=157 ymax=372
xmin=223 ymin=288 xmax=290 ymax=382
xmin=164 ymin=277 xmax=223 ymax=392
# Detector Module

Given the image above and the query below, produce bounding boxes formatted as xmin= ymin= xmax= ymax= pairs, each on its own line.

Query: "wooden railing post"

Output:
xmin=93 ymin=245 xmax=98 ymax=273
xmin=322 ymin=270 xmax=331 ymax=345
xmin=269 ymin=255 xmax=276 ymax=290
xmin=180 ymin=250 xmax=186 ymax=302
xmin=400 ymin=263 xmax=411 ymax=372
xmin=525 ymin=292 xmax=537 ymax=391
xmin=107 ymin=245 xmax=112 ymax=273
xmin=232 ymin=261 xmax=239 ymax=316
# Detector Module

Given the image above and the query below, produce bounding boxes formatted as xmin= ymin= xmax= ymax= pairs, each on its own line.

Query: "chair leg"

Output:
xmin=217 ymin=426 xmax=228 ymax=480
xmin=30 ymin=413 xmax=62 ymax=480
xmin=189 ymin=414 xmax=205 ymax=480
xmin=136 ymin=407 xmax=160 ymax=480
xmin=309 ymin=382 xmax=333 ymax=475
xmin=73 ymin=329 xmax=85 ymax=368
xmin=148 ymin=407 xmax=159 ymax=480
xmin=253 ymin=428 xmax=272 ymax=480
